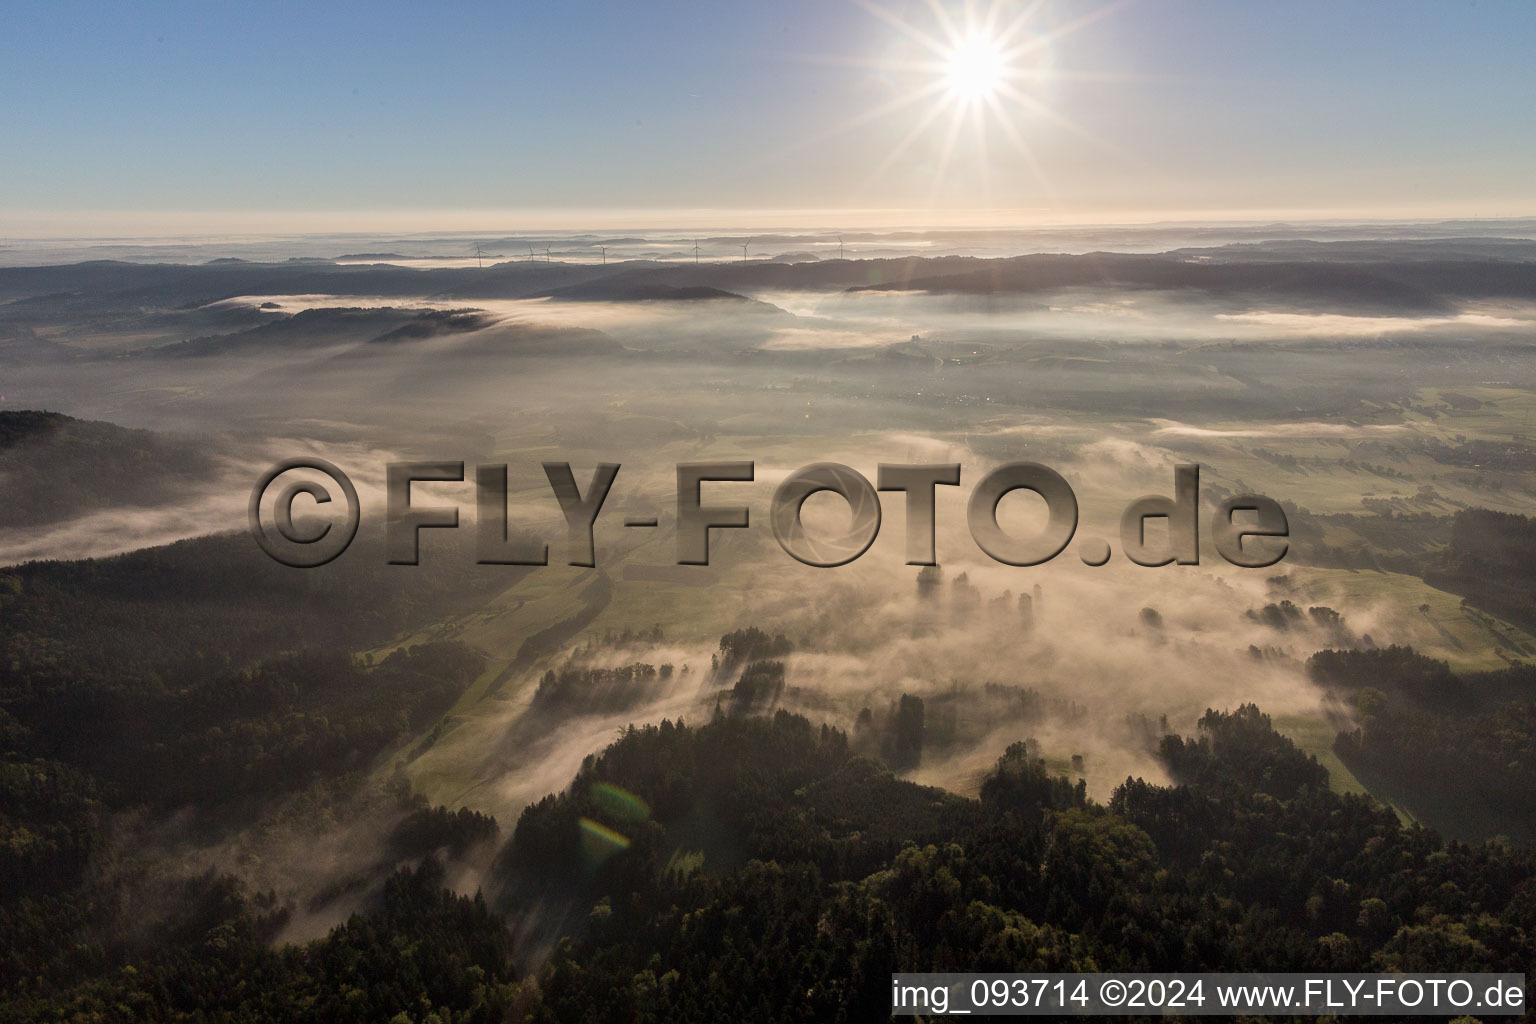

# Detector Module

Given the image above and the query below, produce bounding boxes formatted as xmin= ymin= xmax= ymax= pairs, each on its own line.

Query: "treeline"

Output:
xmin=1311 ymin=646 xmax=1536 ymax=833
xmin=1280 ymin=508 xmax=1536 ymax=621
xmin=1425 ymin=507 xmax=1536 ymax=634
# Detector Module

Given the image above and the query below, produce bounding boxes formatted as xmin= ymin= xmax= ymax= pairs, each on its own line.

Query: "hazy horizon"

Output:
xmin=9 ymin=207 xmax=1536 ymax=241
xmin=7 ymin=214 xmax=1536 ymax=270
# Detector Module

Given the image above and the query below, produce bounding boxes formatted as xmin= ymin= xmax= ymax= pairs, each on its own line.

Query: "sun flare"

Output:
xmin=943 ymin=34 xmax=1009 ymax=104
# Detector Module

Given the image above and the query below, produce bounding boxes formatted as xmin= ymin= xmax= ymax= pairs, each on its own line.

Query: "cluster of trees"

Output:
xmin=866 ymin=683 xmax=1091 ymax=767
xmin=712 ymin=627 xmax=792 ymax=679
xmin=1422 ymin=437 xmax=1536 ymax=473
xmin=882 ymin=693 xmax=925 ymax=770
xmin=569 ymin=625 xmax=666 ymax=654
xmin=389 ymin=805 xmax=501 ymax=861
xmin=534 ymin=662 xmax=673 ymax=715
xmin=725 ymin=660 xmax=786 ymax=715
xmin=1246 ymin=600 xmax=1362 ymax=649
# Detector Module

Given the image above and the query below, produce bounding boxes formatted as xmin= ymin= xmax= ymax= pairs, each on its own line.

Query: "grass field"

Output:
xmin=1274 ymin=712 xmax=1371 ymax=800
xmin=1289 ymin=566 xmax=1536 ymax=673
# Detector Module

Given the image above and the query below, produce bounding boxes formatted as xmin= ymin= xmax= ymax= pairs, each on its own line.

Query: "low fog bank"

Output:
xmin=3 ymin=241 xmax=1533 ymax=568
xmin=384 ymin=444 xmax=1405 ymax=814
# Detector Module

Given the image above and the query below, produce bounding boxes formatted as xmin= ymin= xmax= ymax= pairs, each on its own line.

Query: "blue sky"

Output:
xmin=3 ymin=0 xmax=1534 ymax=232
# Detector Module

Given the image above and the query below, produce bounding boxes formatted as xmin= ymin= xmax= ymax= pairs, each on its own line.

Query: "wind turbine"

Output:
xmin=692 ymin=239 xmax=701 ymax=264
xmin=473 ymin=243 xmax=493 ymax=269
xmin=543 ymin=244 xmax=553 ymax=262
xmin=838 ymin=234 xmax=844 ymax=260
xmin=740 ymin=240 xmax=749 ymax=260
xmin=527 ymin=243 xmax=537 ymax=263
xmin=597 ymin=244 xmax=607 ymax=265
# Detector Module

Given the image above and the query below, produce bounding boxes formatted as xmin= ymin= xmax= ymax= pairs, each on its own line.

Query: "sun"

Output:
xmin=943 ymin=34 xmax=1010 ymax=105
xmin=790 ymin=1 xmax=1125 ymax=203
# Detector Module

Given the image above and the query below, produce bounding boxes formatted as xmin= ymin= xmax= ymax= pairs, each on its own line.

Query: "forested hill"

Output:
xmin=493 ymin=708 xmax=1533 ymax=1021
xmin=0 ymin=529 xmax=515 ymax=1018
xmin=0 ymin=410 xmax=220 ymax=529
